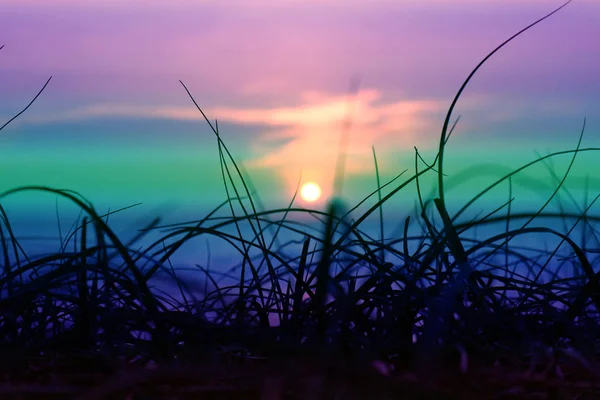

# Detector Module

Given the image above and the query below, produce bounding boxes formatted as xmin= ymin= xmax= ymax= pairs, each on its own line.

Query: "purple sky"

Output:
xmin=1 ymin=0 xmax=599 ymax=208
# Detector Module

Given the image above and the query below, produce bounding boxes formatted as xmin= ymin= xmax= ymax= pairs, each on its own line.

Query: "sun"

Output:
xmin=300 ymin=182 xmax=322 ymax=203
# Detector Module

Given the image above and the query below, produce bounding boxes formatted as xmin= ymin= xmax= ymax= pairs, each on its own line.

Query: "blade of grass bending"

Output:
xmin=414 ymin=114 xmax=458 ymax=216
xmin=403 ymin=216 xmax=411 ymax=263
xmin=92 ymin=207 xmax=111 ymax=295
xmin=582 ymin=174 xmax=595 ymax=254
xmin=291 ymin=237 xmax=311 ymax=330
xmin=0 ymin=250 xmax=90 ymax=287
xmin=238 ymin=161 xmax=287 ymax=252
xmin=455 ymin=121 xmax=588 ymax=281
xmin=0 ymin=205 xmax=28 ymax=282
xmin=58 ymin=202 xmax=143 ymax=255
xmin=453 ymin=211 xmax=600 ymax=239
xmin=331 ymin=112 xmax=463 ymax=254
xmin=414 ymin=147 xmax=440 ymax=239
xmin=214 ymin=126 xmax=268 ymax=318
xmin=0 ymin=223 xmax=11 ymax=292
xmin=531 ymin=193 xmax=600 ymax=287
xmin=412 ymin=116 xmax=459 ymax=240
xmin=0 ymin=186 xmax=170 ymax=352
xmin=516 ymin=119 xmax=585 ymax=232
xmin=179 ymin=82 xmax=276 ymax=307
xmin=528 ymin=142 xmax=590 ymax=283
xmin=76 ymin=217 xmax=92 ymax=348
xmin=416 ymin=199 xmax=474 ymax=358
xmin=196 ymin=264 xmax=227 ymax=310
xmin=475 ymin=224 xmax=599 ymax=320
xmin=55 ymin=197 xmax=64 ymax=251
xmin=539 ymin=153 xmax=571 ymax=234
xmin=237 ymin=168 xmax=303 ymax=321
xmin=340 ymin=170 xmax=408 ymax=223
xmin=452 ymin=146 xmax=600 ymax=224
xmin=152 ymin=198 xmax=234 ymax=262
xmin=200 ymin=119 xmax=261 ymax=321
xmin=161 ymin=241 xmax=190 ymax=312
xmin=60 ymin=209 xmax=83 ymax=255
xmin=179 ymin=85 xmax=270 ymax=270
xmin=506 ymin=177 xmax=513 ymax=272
xmin=0 ymin=76 xmax=52 ymax=133
xmin=460 ymin=197 xmax=516 ymax=236
xmin=372 ymin=147 xmax=385 ymax=264
xmin=335 ymin=168 xmax=437 ymax=255
xmin=539 ymin=151 xmax=600 ymax=254
xmin=254 ymin=174 xmax=303 ymax=275
xmin=281 ymin=280 xmax=292 ymax=326
xmin=314 ymin=200 xmax=339 ymax=343
xmin=327 ymin=225 xmax=387 ymax=286
xmin=418 ymin=2 xmax=573 ymax=363
xmin=435 ymin=0 xmax=572 ymax=209
xmin=0 ymin=214 xmax=20 ymax=347
xmin=154 ymin=222 xmax=316 ymax=276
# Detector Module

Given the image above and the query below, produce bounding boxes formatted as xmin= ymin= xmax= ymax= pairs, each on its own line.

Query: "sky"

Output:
xmin=1 ymin=0 xmax=599 ymax=265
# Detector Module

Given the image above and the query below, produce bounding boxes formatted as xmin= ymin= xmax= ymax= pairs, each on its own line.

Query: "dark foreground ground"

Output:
xmin=0 ymin=346 xmax=599 ymax=400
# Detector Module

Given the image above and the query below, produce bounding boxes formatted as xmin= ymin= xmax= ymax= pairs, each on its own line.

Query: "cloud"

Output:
xmin=25 ymin=88 xmax=450 ymax=198
xmin=203 ymin=89 xmax=448 ymax=198
xmin=25 ymin=87 xmax=588 ymax=202
xmin=22 ymin=104 xmax=187 ymax=123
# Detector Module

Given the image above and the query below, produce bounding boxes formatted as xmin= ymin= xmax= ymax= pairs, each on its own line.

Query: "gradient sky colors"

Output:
xmin=1 ymin=1 xmax=599 ymax=264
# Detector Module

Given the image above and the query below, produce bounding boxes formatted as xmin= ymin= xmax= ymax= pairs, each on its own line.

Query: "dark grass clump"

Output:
xmin=2 ymin=1 xmax=600 ymax=398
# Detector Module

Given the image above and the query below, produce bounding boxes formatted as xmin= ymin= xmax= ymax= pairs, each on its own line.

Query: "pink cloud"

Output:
xmin=207 ymin=89 xmax=448 ymax=200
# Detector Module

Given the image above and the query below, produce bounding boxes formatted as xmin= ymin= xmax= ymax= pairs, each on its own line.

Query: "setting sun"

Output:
xmin=300 ymin=182 xmax=322 ymax=203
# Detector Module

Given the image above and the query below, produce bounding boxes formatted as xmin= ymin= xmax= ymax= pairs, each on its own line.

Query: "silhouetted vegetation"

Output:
xmin=1 ymin=1 xmax=599 ymax=398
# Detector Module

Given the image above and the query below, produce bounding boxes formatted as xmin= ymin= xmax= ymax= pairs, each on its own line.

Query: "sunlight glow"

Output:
xmin=300 ymin=182 xmax=322 ymax=202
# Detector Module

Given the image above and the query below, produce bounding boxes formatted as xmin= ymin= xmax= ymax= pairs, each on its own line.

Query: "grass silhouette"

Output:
xmin=1 ymin=0 xmax=600 ymax=398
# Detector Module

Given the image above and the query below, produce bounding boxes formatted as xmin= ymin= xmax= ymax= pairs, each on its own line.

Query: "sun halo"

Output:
xmin=300 ymin=182 xmax=322 ymax=203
